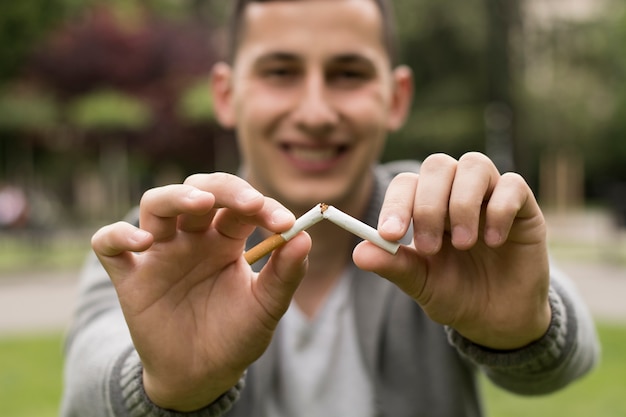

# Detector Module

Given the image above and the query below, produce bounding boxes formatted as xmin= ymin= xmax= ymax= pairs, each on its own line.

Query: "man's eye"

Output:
xmin=262 ymin=67 xmax=298 ymax=78
xmin=331 ymin=70 xmax=365 ymax=79
xmin=328 ymin=69 xmax=370 ymax=86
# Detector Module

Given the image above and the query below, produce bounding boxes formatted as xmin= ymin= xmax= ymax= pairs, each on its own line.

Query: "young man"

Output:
xmin=60 ymin=1 xmax=599 ymax=416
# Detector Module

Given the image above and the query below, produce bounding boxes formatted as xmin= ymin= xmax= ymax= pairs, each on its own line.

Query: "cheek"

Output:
xmin=346 ymin=108 xmax=389 ymax=160
xmin=236 ymin=83 xmax=293 ymax=122
xmin=234 ymin=93 xmax=293 ymax=172
xmin=343 ymin=91 xmax=390 ymax=163
xmin=338 ymin=87 xmax=390 ymax=131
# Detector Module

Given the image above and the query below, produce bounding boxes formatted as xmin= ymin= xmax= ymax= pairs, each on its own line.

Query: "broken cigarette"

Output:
xmin=244 ymin=203 xmax=400 ymax=265
xmin=321 ymin=205 xmax=401 ymax=255
xmin=243 ymin=204 xmax=324 ymax=264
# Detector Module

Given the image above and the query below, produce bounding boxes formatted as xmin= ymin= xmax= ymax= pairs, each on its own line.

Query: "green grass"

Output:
xmin=483 ymin=323 xmax=626 ymax=417
xmin=548 ymin=239 xmax=626 ymax=266
xmin=0 ymin=324 xmax=624 ymax=417
xmin=0 ymin=233 xmax=90 ymax=274
xmin=0 ymin=333 xmax=64 ymax=417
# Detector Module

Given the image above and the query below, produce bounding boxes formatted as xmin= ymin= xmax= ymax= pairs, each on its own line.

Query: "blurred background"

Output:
xmin=0 ymin=0 xmax=624 ymax=416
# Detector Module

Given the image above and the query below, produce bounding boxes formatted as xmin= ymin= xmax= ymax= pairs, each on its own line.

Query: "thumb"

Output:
xmin=353 ymin=241 xmax=427 ymax=301
xmin=253 ymin=232 xmax=312 ymax=321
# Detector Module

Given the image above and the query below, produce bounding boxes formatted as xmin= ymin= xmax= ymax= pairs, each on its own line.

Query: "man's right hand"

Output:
xmin=91 ymin=173 xmax=311 ymax=412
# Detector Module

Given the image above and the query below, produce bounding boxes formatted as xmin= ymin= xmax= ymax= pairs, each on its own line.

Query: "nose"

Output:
xmin=292 ymin=71 xmax=338 ymax=136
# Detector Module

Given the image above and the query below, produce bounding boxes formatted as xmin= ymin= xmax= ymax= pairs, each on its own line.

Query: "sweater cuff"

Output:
xmin=114 ymin=349 xmax=245 ymax=417
xmin=446 ymin=286 xmax=568 ymax=373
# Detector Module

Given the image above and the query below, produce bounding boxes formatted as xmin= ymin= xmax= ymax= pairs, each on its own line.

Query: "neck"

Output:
xmin=292 ymin=177 xmax=374 ymax=318
xmin=256 ymin=170 xmax=377 ymax=317
xmin=293 ymin=219 xmax=356 ymax=318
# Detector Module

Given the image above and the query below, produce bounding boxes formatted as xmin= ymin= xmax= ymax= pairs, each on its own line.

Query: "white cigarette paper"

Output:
xmin=244 ymin=202 xmax=399 ymax=264
xmin=322 ymin=205 xmax=400 ymax=254
xmin=281 ymin=204 xmax=325 ymax=240
xmin=244 ymin=204 xmax=324 ymax=264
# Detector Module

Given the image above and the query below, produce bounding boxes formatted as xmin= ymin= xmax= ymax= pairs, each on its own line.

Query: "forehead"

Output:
xmin=235 ymin=0 xmax=387 ymax=65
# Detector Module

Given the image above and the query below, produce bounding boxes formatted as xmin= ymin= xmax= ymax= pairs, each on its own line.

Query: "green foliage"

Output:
xmin=0 ymin=88 xmax=59 ymax=130
xmin=513 ymin=1 xmax=626 ymax=193
xmin=177 ymin=79 xmax=214 ymax=123
xmin=387 ymin=0 xmax=491 ymax=161
xmin=1 ymin=0 xmax=625 ymax=206
xmin=594 ymin=4 xmax=626 ymax=183
xmin=0 ymin=0 xmax=85 ymax=81
xmin=67 ymin=89 xmax=152 ymax=131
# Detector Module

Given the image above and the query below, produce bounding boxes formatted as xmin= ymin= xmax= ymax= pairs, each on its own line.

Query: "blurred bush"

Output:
xmin=67 ymin=90 xmax=152 ymax=131
xmin=0 ymin=0 xmax=624 ymax=227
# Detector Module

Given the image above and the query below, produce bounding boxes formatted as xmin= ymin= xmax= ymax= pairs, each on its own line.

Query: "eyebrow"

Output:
xmin=331 ymin=53 xmax=375 ymax=66
xmin=329 ymin=54 xmax=378 ymax=74
xmin=254 ymin=51 xmax=377 ymax=68
xmin=254 ymin=52 xmax=300 ymax=66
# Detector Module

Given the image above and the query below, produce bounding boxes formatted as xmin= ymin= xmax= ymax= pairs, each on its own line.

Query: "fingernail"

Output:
xmin=238 ymin=188 xmax=262 ymax=204
xmin=485 ymin=227 xmax=502 ymax=246
xmin=452 ymin=225 xmax=473 ymax=246
xmin=271 ymin=208 xmax=294 ymax=225
xmin=130 ymin=229 xmax=151 ymax=244
xmin=415 ymin=231 xmax=438 ymax=254
xmin=381 ymin=215 xmax=403 ymax=235
xmin=188 ymin=189 xmax=205 ymax=200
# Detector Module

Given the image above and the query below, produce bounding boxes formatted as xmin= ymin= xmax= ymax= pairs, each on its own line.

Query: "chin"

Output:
xmin=281 ymin=185 xmax=353 ymax=212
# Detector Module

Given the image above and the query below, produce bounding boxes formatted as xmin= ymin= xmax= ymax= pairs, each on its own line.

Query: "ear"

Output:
xmin=210 ymin=62 xmax=236 ymax=129
xmin=386 ymin=65 xmax=413 ymax=132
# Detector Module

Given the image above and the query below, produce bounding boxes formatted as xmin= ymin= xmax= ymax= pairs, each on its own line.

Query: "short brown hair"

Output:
xmin=227 ymin=0 xmax=398 ymax=66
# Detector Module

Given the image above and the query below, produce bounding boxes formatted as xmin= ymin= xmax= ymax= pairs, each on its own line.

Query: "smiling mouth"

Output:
xmin=281 ymin=144 xmax=349 ymax=163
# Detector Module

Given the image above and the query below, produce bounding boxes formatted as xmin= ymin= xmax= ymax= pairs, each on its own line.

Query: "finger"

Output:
xmin=140 ymin=185 xmax=215 ymax=240
xmin=184 ymin=173 xmax=265 ymax=213
xmin=378 ymin=173 xmax=418 ymax=241
xmin=353 ymin=241 xmax=427 ymax=301
xmin=253 ymin=232 xmax=312 ymax=323
xmin=448 ymin=152 xmax=500 ymax=250
xmin=412 ymin=153 xmax=457 ymax=254
xmin=483 ymin=172 xmax=542 ymax=247
xmin=91 ymin=222 xmax=154 ymax=282
xmin=178 ymin=173 xmax=273 ymax=233
xmin=177 ymin=209 xmax=218 ymax=233
xmin=92 ymin=221 xmax=154 ymax=257
xmin=212 ymin=197 xmax=295 ymax=241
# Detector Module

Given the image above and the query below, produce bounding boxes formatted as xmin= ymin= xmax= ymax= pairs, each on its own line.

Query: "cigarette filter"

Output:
xmin=244 ymin=204 xmax=324 ymax=264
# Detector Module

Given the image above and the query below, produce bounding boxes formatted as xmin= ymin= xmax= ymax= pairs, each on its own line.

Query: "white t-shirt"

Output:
xmin=263 ymin=270 xmax=375 ymax=417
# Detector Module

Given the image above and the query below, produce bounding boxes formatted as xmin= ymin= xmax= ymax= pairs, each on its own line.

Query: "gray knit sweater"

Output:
xmin=60 ymin=161 xmax=600 ymax=417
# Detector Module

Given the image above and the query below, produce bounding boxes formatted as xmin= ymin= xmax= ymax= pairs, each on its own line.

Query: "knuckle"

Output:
xmin=392 ymin=171 xmax=419 ymax=184
xmin=139 ymin=188 xmax=157 ymax=206
xmin=422 ymin=153 xmax=457 ymax=171
xmin=91 ymin=222 xmax=122 ymax=250
xmin=501 ymin=171 xmax=527 ymax=187
xmin=139 ymin=185 xmax=174 ymax=207
xmin=414 ymin=203 xmax=443 ymax=220
xmin=184 ymin=172 xmax=234 ymax=186
xmin=183 ymin=173 xmax=203 ymax=185
xmin=458 ymin=151 xmax=490 ymax=168
xmin=449 ymin=198 xmax=479 ymax=214
xmin=383 ymin=173 xmax=418 ymax=206
xmin=488 ymin=199 xmax=517 ymax=217
xmin=90 ymin=226 xmax=107 ymax=247
xmin=387 ymin=173 xmax=418 ymax=197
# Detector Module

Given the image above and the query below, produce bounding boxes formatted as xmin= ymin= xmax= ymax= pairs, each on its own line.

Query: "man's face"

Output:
xmin=215 ymin=0 xmax=410 ymax=212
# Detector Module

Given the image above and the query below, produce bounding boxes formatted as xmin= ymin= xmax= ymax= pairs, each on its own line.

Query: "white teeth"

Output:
xmin=289 ymin=147 xmax=337 ymax=162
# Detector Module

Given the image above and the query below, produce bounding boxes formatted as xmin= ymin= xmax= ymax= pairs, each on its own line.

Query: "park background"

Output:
xmin=0 ymin=0 xmax=625 ymax=416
